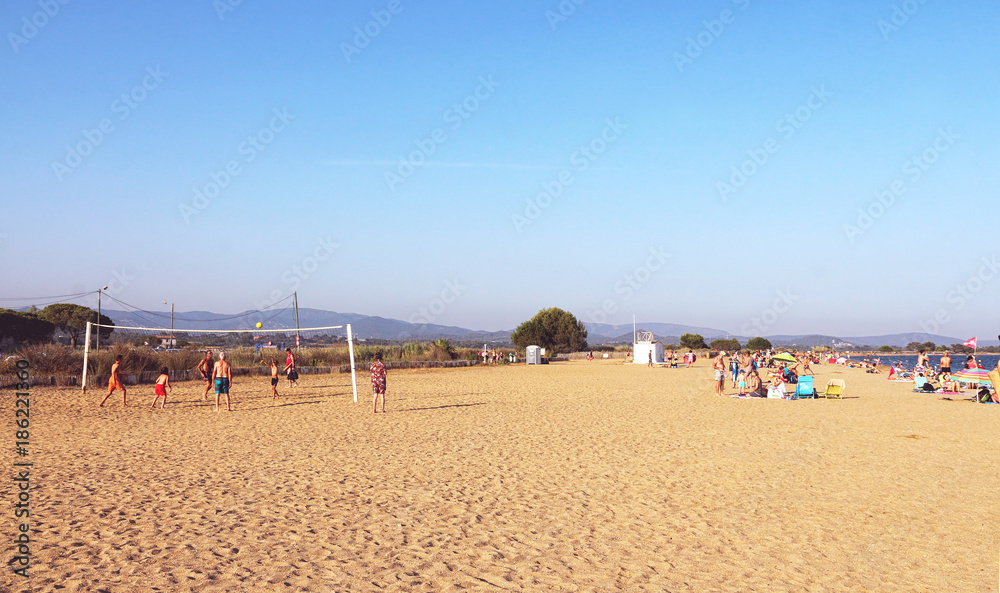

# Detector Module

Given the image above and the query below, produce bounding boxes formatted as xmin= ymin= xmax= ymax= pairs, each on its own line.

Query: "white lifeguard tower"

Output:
xmin=633 ymin=331 xmax=663 ymax=365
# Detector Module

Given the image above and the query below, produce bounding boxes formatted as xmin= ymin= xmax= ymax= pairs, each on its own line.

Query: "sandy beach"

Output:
xmin=4 ymin=360 xmax=999 ymax=592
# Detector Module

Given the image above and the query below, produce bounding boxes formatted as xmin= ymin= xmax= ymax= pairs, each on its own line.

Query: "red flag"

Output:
xmin=963 ymin=337 xmax=977 ymax=349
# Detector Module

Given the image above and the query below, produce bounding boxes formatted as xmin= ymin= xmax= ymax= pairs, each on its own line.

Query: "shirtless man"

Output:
xmin=198 ymin=350 xmax=214 ymax=400
xmin=915 ymin=350 xmax=930 ymax=375
xmin=212 ymin=351 xmax=233 ymax=412
xmin=938 ymin=351 xmax=952 ymax=375
xmin=99 ymin=354 xmax=127 ymax=407
xmin=713 ymin=351 xmax=726 ymax=396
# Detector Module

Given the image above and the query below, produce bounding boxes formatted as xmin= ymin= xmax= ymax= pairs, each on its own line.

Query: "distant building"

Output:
xmin=154 ymin=335 xmax=177 ymax=347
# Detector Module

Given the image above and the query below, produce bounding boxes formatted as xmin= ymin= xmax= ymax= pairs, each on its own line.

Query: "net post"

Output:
xmin=347 ymin=323 xmax=358 ymax=403
xmin=82 ymin=321 xmax=92 ymax=393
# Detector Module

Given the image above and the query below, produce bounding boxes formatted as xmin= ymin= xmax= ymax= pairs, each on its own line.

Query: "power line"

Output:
xmin=101 ymin=293 xmax=295 ymax=325
xmin=0 ymin=291 xmax=95 ymax=302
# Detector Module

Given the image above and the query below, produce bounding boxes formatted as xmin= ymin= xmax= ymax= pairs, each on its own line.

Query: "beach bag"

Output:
xmin=288 ymin=370 xmax=299 ymax=381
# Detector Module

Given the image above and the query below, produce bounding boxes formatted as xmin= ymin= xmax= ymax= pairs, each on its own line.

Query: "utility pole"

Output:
xmin=162 ymin=301 xmax=174 ymax=346
xmin=293 ymin=291 xmax=300 ymax=349
xmin=96 ymin=285 xmax=109 ymax=351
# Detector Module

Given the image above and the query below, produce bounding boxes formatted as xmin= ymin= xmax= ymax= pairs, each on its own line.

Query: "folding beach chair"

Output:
xmin=792 ymin=375 xmax=816 ymax=399
xmin=823 ymin=379 xmax=845 ymax=399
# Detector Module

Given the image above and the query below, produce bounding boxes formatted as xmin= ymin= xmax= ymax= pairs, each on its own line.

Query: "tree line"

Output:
xmin=1 ymin=304 xmax=113 ymax=347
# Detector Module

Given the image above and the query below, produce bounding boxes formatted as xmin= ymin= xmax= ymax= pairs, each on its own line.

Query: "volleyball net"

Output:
xmin=82 ymin=322 xmax=358 ymax=402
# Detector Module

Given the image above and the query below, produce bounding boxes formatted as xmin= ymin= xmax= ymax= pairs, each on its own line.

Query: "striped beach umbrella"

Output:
xmin=950 ymin=367 xmax=992 ymax=385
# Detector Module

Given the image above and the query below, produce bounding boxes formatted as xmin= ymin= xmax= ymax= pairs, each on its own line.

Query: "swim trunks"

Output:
xmin=940 ymin=366 xmax=951 ymax=374
xmin=214 ymin=377 xmax=230 ymax=394
xmin=108 ymin=376 xmax=124 ymax=391
xmin=714 ymin=369 xmax=725 ymax=381
xmin=270 ymin=377 xmax=278 ymax=386
xmin=155 ymin=383 xmax=167 ymax=396
xmin=370 ymin=360 xmax=386 ymax=394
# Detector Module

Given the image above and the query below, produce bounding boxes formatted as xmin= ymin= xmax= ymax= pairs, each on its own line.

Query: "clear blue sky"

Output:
xmin=2 ymin=0 xmax=997 ymax=338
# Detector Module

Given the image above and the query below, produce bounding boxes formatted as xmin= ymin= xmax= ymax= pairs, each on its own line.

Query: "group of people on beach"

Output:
xmin=480 ymin=349 xmax=514 ymax=364
xmin=97 ymin=346 xmax=393 ymax=412
xmin=892 ymin=350 xmax=1000 ymax=402
xmin=711 ymin=350 xmax=816 ymax=398
xmin=99 ymin=347 xmax=301 ymax=412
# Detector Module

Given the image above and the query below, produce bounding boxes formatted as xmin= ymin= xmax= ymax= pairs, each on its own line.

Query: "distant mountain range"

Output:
xmin=95 ymin=307 xmax=991 ymax=349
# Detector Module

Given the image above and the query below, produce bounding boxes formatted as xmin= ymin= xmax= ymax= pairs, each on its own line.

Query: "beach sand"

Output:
xmin=4 ymin=360 xmax=999 ymax=592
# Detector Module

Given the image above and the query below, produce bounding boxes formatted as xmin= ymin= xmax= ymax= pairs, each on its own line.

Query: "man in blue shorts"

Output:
xmin=212 ymin=351 xmax=233 ymax=412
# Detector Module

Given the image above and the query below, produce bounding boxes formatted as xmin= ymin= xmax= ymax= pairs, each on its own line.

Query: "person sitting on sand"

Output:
xmin=150 ymin=367 xmax=171 ymax=409
xmin=767 ymin=372 xmax=787 ymax=399
xmin=744 ymin=371 xmax=764 ymax=397
xmin=984 ymin=366 xmax=1000 ymax=403
xmin=939 ymin=373 xmax=961 ymax=393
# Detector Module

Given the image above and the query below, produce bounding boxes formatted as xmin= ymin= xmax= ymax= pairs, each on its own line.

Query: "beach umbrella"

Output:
xmin=950 ymin=367 xmax=992 ymax=385
xmin=771 ymin=352 xmax=797 ymax=363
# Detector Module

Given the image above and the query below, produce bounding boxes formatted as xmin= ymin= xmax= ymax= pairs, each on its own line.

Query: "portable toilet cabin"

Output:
xmin=526 ymin=345 xmax=542 ymax=365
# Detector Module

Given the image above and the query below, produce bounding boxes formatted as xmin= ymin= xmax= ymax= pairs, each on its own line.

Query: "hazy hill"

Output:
xmin=97 ymin=308 xmax=972 ymax=349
